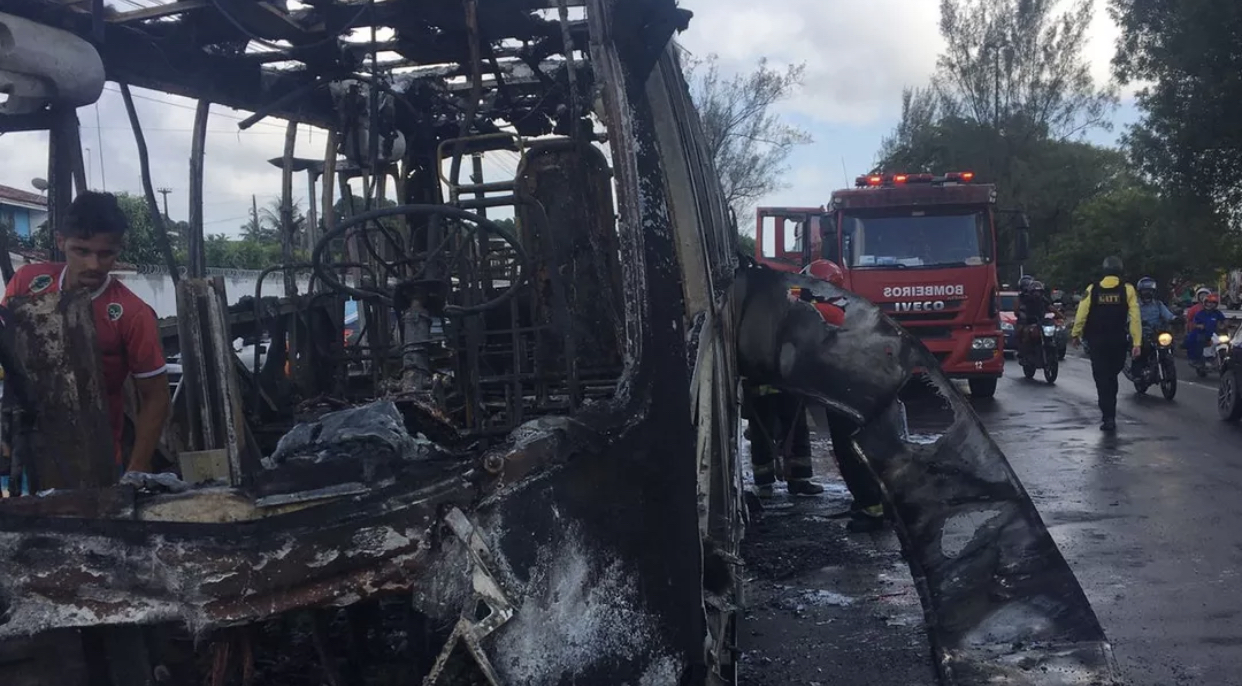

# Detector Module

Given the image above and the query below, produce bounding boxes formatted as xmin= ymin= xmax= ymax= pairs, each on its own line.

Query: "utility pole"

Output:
xmin=157 ymin=188 xmax=171 ymax=218
xmin=251 ymin=194 xmax=260 ymax=238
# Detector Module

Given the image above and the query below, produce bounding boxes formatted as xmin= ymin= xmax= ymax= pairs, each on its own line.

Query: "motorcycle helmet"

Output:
xmin=1205 ymin=293 xmax=1220 ymax=308
xmin=1137 ymin=276 xmax=1157 ymax=302
xmin=804 ymin=259 xmax=845 ymax=286
xmin=1018 ymin=274 xmax=1034 ymax=292
xmin=1102 ymin=256 xmax=1124 ymax=276
xmin=1196 ymin=286 xmax=1212 ymax=303
xmin=1030 ymin=280 xmax=1045 ymax=295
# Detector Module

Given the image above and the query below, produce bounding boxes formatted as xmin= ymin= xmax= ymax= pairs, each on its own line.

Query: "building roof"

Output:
xmin=0 ymin=184 xmax=47 ymax=208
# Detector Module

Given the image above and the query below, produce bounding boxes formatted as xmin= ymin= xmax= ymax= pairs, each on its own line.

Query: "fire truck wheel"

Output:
xmin=968 ymin=378 xmax=997 ymax=399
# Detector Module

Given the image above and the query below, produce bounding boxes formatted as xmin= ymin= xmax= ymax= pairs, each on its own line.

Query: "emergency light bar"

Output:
xmin=855 ymin=171 xmax=975 ymax=188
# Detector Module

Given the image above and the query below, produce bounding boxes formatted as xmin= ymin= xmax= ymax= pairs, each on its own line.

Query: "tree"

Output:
xmin=685 ymin=53 xmax=812 ymax=224
xmin=1043 ymin=180 xmax=1239 ymax=291
xmin=737 ymin=232 xmax=756 ymax=258
xmin=0 ymin=213 xmax=17 ymax=279
xmin=880 ymin=0 xmax=1118 ymax=181
xmin=203 ymin=234 xmax=284 ymax=270
xmin=1111 ymin=0 xmax=1242 ymax=222
xmin=114 ymin=192 xmax=182 ymax=265
xmin=934 ymin=0 xmax=1117 ymax=139
xmin=240 ymin=197 xmax=305 ymax=244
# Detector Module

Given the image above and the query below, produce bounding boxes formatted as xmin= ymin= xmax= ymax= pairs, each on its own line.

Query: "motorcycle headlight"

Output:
xmin=1001 ymin=322 xmax=1014 ymax=331
xmin=1219 ymin=334 xmax=1231 ymax=345
xmin=1158 ymin=332 xmax=1174 ymax=347
xmin=972 ymin=337 xmax=998 ymax=350
xmin=1042 ymin=325 xmax=1057 ymax=337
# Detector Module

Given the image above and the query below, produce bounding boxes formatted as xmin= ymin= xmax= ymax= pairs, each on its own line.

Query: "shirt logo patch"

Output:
xmin=1098 ymin=293 xmax=1122 ymax=304
xmin=107 ymin=303 xmax=124 ymax=321
xmin=29 ymin=275 xmax=52 ymax=293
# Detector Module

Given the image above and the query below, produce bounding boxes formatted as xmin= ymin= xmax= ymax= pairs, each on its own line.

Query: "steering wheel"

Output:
xmin=311 ymin=204 xmax=529 ymax=316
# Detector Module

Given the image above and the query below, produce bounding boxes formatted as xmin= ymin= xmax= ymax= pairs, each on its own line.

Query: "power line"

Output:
xmin=80 ymin=125 xmax=286 ymax=135
xmin=100 ymin=86 xmax=290 ymax=130
xmin=204 ymin=214 xmax=252 ymax=226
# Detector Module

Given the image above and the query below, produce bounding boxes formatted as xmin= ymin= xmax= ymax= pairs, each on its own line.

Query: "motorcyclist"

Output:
xmin=1137 ymin=277 xmax=1175 ymax=336
xmin=1131 ymin=276 xmax=1174 ymax=376
xmin=1017 ymin=280 xmax=1053 ymax=358
xmin=1184 ymin=286 xmax=1212 ymax=333
xmin=1018 ymin=280 xmax=1052 ymax=325
xmin=1186 ymin=293 xmax=1227 ymax=367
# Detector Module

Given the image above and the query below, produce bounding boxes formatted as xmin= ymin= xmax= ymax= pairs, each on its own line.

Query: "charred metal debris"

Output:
xmin=0 ymin=0 xmax=745 ymax=683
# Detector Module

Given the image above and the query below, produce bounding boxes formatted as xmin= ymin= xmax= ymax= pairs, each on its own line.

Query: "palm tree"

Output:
xmin=244 ymin=198 xmax=305 ymax=244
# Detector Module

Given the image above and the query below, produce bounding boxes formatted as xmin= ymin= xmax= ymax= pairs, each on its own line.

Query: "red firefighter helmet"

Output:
xmin=805 ymin=259 xmax=845 ymax=286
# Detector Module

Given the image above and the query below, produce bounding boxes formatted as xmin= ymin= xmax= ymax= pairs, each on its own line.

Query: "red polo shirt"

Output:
xmin=3 ymin=263 xmax=167 ymax=464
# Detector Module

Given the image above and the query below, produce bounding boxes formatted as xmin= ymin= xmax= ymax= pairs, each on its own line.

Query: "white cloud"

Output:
xmin=679 ymin=0 xmax=944 ymax=125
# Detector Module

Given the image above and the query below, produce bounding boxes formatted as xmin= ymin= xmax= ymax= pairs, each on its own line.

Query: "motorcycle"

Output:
xmin=1019 ymin=313 xmax=1060 ymax=384
xmin=1128 ymin=329 xmax=1178 ymax=400
xmin=1192 ymin=326 xmax=1233 ymax=378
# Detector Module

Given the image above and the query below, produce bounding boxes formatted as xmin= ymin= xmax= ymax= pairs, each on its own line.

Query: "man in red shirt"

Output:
xmin=3 ymin=191 xmax=170 ymax=475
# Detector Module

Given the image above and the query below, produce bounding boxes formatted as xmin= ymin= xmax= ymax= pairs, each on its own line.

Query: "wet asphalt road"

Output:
xmin=977 ymin=352 xmax=1242 ymax=685
xmin=741 ymin=352 xmax=1242 ymax=685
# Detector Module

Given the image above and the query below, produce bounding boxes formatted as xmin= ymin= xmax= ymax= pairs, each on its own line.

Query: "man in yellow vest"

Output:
xmin=1071 ymin=256 xmax=1142 ymax=432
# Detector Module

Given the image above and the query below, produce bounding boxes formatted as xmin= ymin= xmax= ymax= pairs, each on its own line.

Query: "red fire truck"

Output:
xmin=755 ymin=171 xmax=1029 ymax=398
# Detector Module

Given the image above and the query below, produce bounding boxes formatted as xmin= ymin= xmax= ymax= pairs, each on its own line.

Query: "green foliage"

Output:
xmin=1111 ymin=0 xmax=1242 ymax=223
xmin=1044 ymin=182 xmax=1238 ymax=291
xmin=203 ymin=233 xmax=287 ymax=270
xmin=737 ymin=232 xmax=756 ymax=258
xmin=113 ymin=192 xmax=183 ymax=265
xmin=114 ymin=192 xmax=288 ymax=270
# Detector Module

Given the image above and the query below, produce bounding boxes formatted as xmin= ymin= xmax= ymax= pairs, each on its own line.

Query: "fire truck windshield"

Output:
xmin=841 ymin=209 xmax=990 ymax=269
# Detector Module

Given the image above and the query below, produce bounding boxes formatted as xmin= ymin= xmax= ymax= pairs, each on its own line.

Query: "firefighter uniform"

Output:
xmin=746 ymin=383 xmax=820 ymax=495
xmin=1072 ymin=260 xmax=1141 ymax=431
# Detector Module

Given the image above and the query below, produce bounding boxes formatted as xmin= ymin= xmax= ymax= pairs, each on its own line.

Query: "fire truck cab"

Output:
xmin=755 ymin=172 xmax=1028 ymax=399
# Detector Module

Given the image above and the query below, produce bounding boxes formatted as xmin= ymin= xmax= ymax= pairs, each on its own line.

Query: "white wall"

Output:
xmin=2 ymin=256 xmax=314 ymax=319
xmin=113 ymin=272 xmax=313 ymax=319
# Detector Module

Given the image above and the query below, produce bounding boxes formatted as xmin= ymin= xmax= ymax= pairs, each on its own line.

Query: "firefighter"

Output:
xmin=799 ymin=259 xmax=885 ymax=530
xmin=743 ymin=263 xmax=840 ymax=498
xmin=745 ymin=384 xmax=823 ymax=497
xmin=1071 ymin=256 xmax=1141 ymax=432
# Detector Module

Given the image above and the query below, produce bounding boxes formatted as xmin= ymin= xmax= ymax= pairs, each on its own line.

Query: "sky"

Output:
xmin=0 ymin=0 xmax=1139 ymax=238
